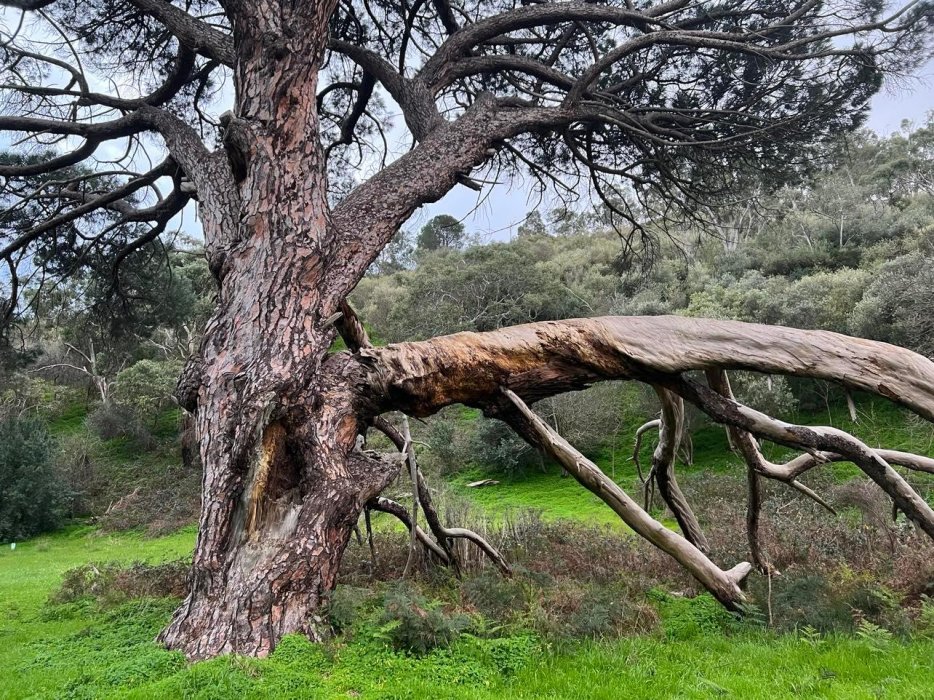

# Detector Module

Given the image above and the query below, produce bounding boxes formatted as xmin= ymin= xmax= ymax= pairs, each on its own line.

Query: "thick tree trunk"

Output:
xmin=149 ymin=1 xmax=934 ymax=658
xmin=158 ymin=4 xmax=403 ymax=658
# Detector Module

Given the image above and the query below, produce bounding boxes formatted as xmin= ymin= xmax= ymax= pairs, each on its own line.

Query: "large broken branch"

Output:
xmin=362 ymin=317 xmax=934 ymax=422
xmin=353 ymin=316 xmax=934 ymax=609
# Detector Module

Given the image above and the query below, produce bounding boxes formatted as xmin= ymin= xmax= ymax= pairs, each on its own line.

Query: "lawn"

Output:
xmin=3 ymin=525 xmax=934 ymax=699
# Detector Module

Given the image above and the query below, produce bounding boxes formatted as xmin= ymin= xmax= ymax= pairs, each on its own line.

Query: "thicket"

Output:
xmin=47 ymin=480 xmax=934 ymax=654
xmin=0 ymin=415 xmax=67 ymax=541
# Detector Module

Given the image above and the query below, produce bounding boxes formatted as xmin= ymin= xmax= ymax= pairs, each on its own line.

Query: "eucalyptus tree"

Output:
xmin=2 ymin=0 xmax=934 ymax=660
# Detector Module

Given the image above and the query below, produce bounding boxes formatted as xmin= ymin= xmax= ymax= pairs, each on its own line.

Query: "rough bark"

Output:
xmin=5 ymin=0 xmax=932 ymax=664
xmin=158 ymin=2 xmax=402 ymax=659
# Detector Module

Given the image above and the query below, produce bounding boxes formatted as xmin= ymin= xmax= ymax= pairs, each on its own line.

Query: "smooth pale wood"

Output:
xmin=684 ymin=374 xmax=934 ymax=540
xmin=466 ymin=479 xmax=500 ymax=487
xmin=650 ymin=387 xmax=709 ymax=552
xmin=363 ymin=316 xmax=934 ymax=421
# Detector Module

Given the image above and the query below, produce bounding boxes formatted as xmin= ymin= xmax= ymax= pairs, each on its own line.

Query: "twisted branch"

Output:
xmin=651 ymin=386 xmax=709 ymax=552
xmin=371 ymin=416 xmax=511 ymax=576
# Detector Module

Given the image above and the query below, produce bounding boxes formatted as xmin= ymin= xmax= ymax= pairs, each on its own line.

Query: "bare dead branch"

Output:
xmin=501 ymin=386 xmax=751 ymax=609
xmin=651 ymin=386 xmax=709 ymax=552
xmin=632 ymin=418 xmax=660 ymax=485
xmin=367 ymin=496 xmax=450 ymax=563
xmin=372 ymin=415 xmax=509 ymax=576
xmin=673 ymin=373 xmax=934 ymax=540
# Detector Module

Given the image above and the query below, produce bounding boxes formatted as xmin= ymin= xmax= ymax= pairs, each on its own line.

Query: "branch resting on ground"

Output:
xmin=354 ymin=316 xmax=934 ymax=608
xmin=369 ymin=416 xmax=511 ymax=576
xmin=501 ymin=387 xmax=751 ymax=609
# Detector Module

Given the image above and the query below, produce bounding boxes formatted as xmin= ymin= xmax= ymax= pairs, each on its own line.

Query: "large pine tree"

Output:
xmin=1 ymin=0 xmax=933 ymax=658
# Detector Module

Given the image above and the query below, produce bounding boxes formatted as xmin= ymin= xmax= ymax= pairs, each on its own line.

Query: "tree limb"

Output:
xmin=501 ymin=387 xmax=750 ymax=609
xmin=651 ymin=386 xmax=709 ymax=552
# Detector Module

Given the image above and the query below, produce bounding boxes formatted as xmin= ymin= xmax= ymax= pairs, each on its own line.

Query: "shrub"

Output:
xmin=96 ymin=477 xmax=201 ymax=536
xmin=328 ymin=585 xmax=373 ymax=633
xmin=87 ymin=401 xmax=153 ymax=448
xmin=729 ymin=372 xmax=798 ymax=417
xmin=462 ymin=569 xmax=530 ymax=621
xmin=767 ymin=571 xmax=910 ymax=635
xmin=849 ymin=252 xmax=934 ymax=358
xmin=467 ymin=417 xmax=537 ymax=476
xmin=51 ymin=561 xmax=190 ymax=607
xmin=0 ymin=415 xmax=68 ymax=541
xmin=113 ymin=359 xmax=182 ymax=424
xmin=377 ymin=584 xmax=470 ymax=654
xmin=55 ymin=431 xmax=104 ymax=517
xmin=650 ymin=591 xmax=735 ymax=641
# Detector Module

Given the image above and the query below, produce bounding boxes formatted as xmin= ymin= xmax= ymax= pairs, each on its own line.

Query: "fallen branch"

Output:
xmin=367 ymin=496 xmax=450 ymax=563
xmin=501 ymin=387 xmax=751 ymax=609
xmin=357 ymin=316 xmax=934 ymax=610
xmin=372 ymin=415 xmax=510 ymax=576
xmin=650 ymin=387 xmax=709 ymax=552
xmin=673 ymin=373 xmax=934 ymax=540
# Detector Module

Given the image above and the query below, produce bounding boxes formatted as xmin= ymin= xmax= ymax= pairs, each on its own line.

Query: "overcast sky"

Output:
xmin=416 ymin=65 xmax=934 ymax=242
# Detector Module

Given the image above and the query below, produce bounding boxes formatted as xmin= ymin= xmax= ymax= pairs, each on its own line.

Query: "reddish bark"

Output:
xmin=158 ymin=3 xmax=400 ymax=658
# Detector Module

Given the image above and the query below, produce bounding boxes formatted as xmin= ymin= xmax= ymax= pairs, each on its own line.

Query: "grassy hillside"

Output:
xmin=449 ymin=397 xmax=934 ymax=525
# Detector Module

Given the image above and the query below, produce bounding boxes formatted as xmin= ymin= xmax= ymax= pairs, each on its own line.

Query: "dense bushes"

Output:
xmin=113 ymin=359 xmax=183 ymax=424
xmin=86 ymin=401 xmax=153 ymax=447
xmin=850 ymin=252 xmax=934 ymax=357
xmin=0 ymin=416 xmax=68 ymax=541
xmin=51 ymin=560 xmax=190 ymax=607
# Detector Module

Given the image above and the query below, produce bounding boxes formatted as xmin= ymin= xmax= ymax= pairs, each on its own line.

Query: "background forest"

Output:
xmin=2 ymin=117 xmax=934 ymax=697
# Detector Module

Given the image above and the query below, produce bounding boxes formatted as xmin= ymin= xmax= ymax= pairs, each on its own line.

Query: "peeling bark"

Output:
xmin=361 ymin=317 xmax=934 ymax=421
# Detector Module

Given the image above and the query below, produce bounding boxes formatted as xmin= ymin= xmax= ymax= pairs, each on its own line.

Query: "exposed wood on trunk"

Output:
xmin=361 ymin=317 xmax=934 ymax=421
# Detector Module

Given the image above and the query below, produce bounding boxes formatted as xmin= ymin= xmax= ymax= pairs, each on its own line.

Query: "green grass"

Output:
xmin=45 ymin=400 xmax=92 ymax=436
xmin=2 ymin=527 xmax=933 ymax=698
xmin=450 ymin=465 xmax=636 ymax=527
xmin=3 ymin=396 xmax=933 ymax=698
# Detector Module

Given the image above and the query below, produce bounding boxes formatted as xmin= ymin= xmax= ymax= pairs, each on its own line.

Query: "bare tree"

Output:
xmin=1 ymin=0 xmax=933 ymax=660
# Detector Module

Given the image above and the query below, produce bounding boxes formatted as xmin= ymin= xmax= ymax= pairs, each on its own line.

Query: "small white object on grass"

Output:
xmin=10 ymin=543 xmax=15 ymax=550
